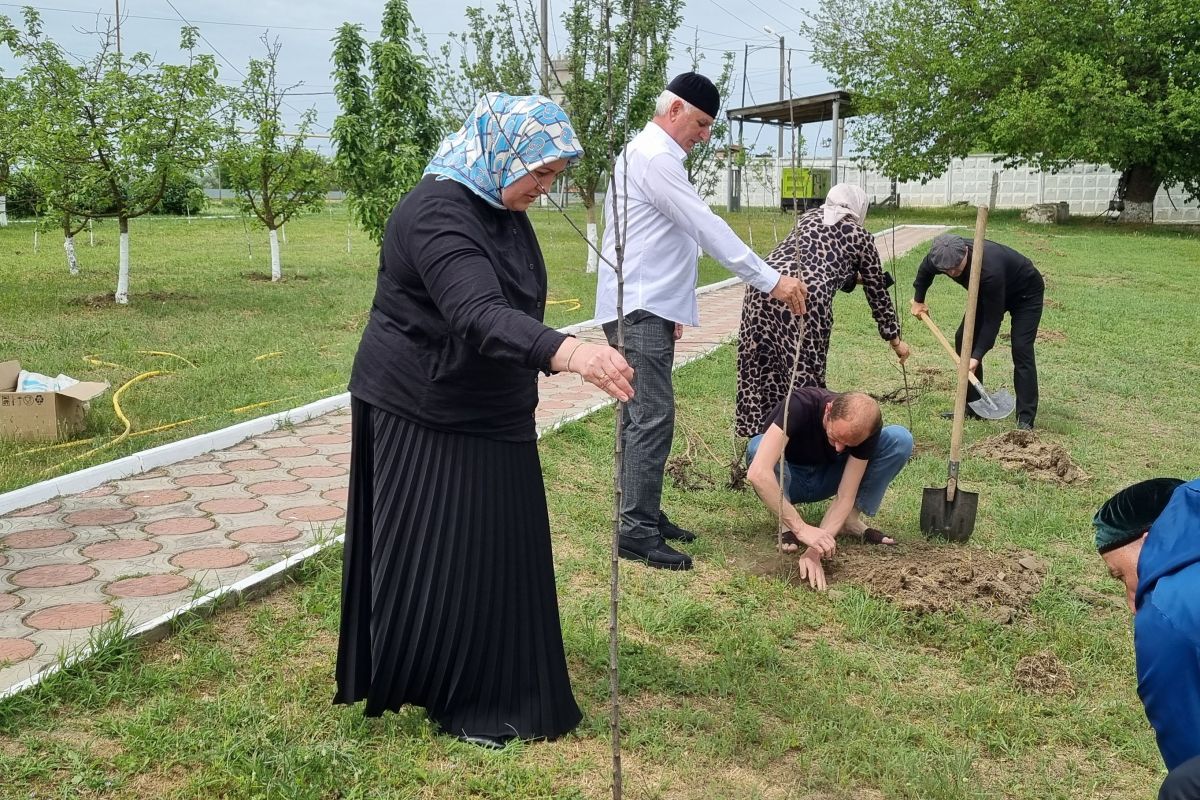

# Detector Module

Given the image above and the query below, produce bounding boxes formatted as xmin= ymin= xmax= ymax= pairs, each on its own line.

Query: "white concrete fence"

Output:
xmin=704 ymin=154 xmax=1200 ymax=223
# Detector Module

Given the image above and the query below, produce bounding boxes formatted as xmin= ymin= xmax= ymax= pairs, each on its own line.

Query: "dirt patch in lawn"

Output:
xmin=71 ymin=291 xmax=195 ymax=307
xmin=1014 ymin=650 xmax=1075 ymax=697
xmin=971 ymin=429 xmax=1087 ymax=484
xmin=1000 ymin=328 xmax=1066 ymax=343
xmin=744 ymin=541 xmax=1048 ymax=621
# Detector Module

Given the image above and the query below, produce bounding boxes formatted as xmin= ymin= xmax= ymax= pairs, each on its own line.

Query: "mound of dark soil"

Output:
xmin=971 ymin=429 xmax=1086 ymax=484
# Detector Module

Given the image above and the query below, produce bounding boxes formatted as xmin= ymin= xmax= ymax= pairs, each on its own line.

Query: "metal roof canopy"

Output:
xmin=723 ymin=90 xmax=857 ymax=210
xmin=725 ymin=90 xmax=856 ymax=128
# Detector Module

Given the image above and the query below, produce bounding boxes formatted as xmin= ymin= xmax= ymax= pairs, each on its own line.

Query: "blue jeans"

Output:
xmin=746 ymin=425 xmax=913 ymax=516
xmin=604 ymin=311 xmax=676 ymax=541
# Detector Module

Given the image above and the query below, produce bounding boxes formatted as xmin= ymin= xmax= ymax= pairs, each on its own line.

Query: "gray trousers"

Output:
xmin=604 ymin=311 xmax=676 ymax=541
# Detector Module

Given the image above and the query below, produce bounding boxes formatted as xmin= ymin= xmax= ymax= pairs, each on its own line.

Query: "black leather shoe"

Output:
xmin=658 ymin=511 xmax=696 ymax=543
xmin=618 ymin=536 xmax=693 ymax=570
xmin=1016 ymin=417 xmax=1034 ymax=430
xmin=940 ymin=409 xmax=983 ymax=421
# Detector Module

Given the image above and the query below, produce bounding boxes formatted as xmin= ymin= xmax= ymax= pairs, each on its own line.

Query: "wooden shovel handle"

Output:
xmin=917 ymin=311 xmax=987 ymax=394
xmin=950 ymin=205 xmax=990 ymax=467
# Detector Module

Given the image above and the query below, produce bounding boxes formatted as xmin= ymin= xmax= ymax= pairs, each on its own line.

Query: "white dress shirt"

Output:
xmin=594 ymin=122 xmax=781 ymax=326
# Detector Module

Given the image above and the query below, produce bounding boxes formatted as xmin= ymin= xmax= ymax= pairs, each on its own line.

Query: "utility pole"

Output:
xmin=114 ymin=0 xmax=121 ymax=54
xmin=540 ymin=0 xmax=549 ymax=96
xmin=776 ymin=36 xmax=785 ymax=160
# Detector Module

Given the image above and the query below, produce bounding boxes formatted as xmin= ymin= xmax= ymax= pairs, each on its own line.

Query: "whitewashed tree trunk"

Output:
xmin=65 ymin=235 xmax=79 ymax=275
xmin=0 ymin=194 xmax=7 ymax=227
xmin=281 ymin=224 xmax=287 ymax=244
xmin=586 ymin=221 xmax=599 ymax=274
xmin=269 ymin=228 xmax=282 ymax=281
xmin=88 ymin=219 xmax=94 ymax=247
xmin=115 ymin=223 xmax=130 ymax=304
xmin=33 ymin=228 xmax=38 ymax=252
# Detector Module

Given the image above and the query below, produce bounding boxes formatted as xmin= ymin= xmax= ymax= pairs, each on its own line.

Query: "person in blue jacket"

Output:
xmin=1095 ymin=477 xmax=1200 ymax=800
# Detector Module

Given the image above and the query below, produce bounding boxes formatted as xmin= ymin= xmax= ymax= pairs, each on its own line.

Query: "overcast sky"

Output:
xmin=0 ymin=0 xmax=840 ymax=159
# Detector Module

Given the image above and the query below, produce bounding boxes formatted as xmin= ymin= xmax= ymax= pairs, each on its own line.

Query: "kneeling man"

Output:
xmin=746 ymin=389 xmax=913 ymax=591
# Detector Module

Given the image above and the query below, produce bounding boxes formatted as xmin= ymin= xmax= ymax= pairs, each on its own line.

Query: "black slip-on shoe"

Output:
xmin=658 ymin=510 xmax=697 ymax=543
xmin=618 ymin=536 xmax=693 ymax=570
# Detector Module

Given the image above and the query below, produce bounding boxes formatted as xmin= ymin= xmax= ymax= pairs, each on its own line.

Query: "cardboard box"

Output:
xmin=0 ymin=360 xmax=109 ymax=442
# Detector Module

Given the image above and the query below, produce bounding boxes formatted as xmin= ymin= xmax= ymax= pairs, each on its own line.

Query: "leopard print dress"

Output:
xmin=734 ymin=209 xmax=901 ymax=437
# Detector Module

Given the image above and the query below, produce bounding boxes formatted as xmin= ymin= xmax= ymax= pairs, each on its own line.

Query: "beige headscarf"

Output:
xmin=820 ymin=183 xmax=869 ymax=226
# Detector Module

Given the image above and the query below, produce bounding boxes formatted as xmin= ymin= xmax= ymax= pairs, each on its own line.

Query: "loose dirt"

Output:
xmin=1000 ymin=328 xmax=1066 ymax=343
xmin=971 ymin=429 xmax=1087 ymax=484
xmin=1014 ymin=650 xmax=1075 ymax=697
xmin=746 ymin=541 xmax=1048 ymax=620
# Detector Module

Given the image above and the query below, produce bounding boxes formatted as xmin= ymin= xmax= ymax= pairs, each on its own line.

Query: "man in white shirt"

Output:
xmin=596 ymin=72 xmax=808 ymax=570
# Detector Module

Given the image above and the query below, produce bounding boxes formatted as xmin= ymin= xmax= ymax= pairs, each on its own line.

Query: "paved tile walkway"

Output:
xmin=0 ymin=224 xmax=946 ymax=697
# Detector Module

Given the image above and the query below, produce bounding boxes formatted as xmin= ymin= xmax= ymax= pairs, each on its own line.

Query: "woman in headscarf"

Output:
xmin=334 ymin=94 xmax=633 ymax=748
xmin=735 ymin=184 xmax=910 ymax=438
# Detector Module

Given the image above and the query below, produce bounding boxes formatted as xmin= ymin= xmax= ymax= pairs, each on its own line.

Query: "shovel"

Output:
xmin=921 ymin=204 xmax=989 ymax=542
xmin=917 ymin=311 xmax=1015 ymax=420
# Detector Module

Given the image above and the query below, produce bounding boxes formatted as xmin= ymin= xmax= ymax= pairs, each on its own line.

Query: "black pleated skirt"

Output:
xmin=333 ymin=397 xmax=582 ymax=741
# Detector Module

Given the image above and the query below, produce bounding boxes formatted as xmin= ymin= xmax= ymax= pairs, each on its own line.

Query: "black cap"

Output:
xmin=1094 ymin=477 xmax=1185 ymax=554
xmin=666 ymin=72 xmax=720 ymax=118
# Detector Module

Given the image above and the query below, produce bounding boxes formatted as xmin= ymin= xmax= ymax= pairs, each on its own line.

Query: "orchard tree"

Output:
xmin=562 ymin=0 xmax=682 ymax=271
xmin=0 ymin=72 xmax=25 ymax=227
xmin=2 ymin=9 xmax=221 ymax=303
xmin=681 ymin=43 xmax=735 ymax=203
xmin=331 ymin=0 xmax=440 ymax=243
xmin=223 ymin=36 xmax=327 ymax=282
xmin=805 ymin=0 xmax=1200 ymax=222
xmin=420 ymin=1 xmax=538 ymax=132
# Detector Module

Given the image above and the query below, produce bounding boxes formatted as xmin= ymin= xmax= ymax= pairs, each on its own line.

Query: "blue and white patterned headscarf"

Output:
xmin=424 ymin=93 xmax=583 ymax=209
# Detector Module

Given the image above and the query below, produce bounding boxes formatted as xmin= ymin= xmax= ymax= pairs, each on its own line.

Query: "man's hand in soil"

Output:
xmin=797 ymin=548 xmax=828 ymax=591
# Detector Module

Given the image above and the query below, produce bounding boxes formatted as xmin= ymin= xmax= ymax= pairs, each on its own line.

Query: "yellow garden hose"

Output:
xmin=19 ymin=344 xmax=346 ymax=476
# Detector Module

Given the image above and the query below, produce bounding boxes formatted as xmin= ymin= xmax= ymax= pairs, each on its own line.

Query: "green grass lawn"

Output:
xmin=0 ymin=201 xmax=973 ymax=492
xmin=1 ymin=204 xmax=1198 ymax=798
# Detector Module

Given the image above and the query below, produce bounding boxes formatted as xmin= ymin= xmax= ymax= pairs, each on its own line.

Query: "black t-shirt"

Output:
xmin=349 ymin=176 xmax=569 ymax=442
xmin=766 ymin=387 xmax=879 ymax=464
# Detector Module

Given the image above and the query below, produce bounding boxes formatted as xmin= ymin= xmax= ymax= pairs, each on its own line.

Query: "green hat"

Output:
xmin=1094 ymin=478 xmax=1185 ymax=554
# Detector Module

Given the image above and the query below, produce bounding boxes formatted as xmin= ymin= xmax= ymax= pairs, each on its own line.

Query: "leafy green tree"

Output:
xmin=562 ymin=0 xmax=682 ymax=271
xmin=0 ymin=72 xmax=26 ymax=227
xmin=805 ymin=0 xmax=1200 ymax=223
xmin=681 ymin=44 xmax=735 ymax=202
xmin=222 ymin=36 xmax=327 ymax=281
xmin=420 ymin=1 xmax=538 ymax=132
xmin=331 ymin=0 xmax=441 ymax=243
xmin=2 ymin=9 xmax=221 ymax=302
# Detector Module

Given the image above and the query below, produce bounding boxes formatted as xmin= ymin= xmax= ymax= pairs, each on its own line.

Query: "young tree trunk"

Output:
xmin=0 ymin=194 xmax=7 ymax=227
xmin=64 ymin=235 xmax=79 ymax=275
xmin=63 ymin=216 xmax=79 ymax=275
xmin=115 ymin=216 xmax=131 ymax=304
xmin=586 ymin=202 xmax=599 ymax=274
xmin=269 ymin=227 xmax=282 ymax=282
xmin=1118 ymin=164 xmax=1161 ymax=224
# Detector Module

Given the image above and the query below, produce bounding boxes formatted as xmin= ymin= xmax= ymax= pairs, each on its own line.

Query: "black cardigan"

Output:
xmin=349 ymin=176 xmax=570 ymax=441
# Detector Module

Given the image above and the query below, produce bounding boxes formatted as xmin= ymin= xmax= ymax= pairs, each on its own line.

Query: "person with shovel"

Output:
xmin=1095 ymin=477 xmax=1200 ymax=800
xmin=910 ymin=234 xmax=1044 ymax=429
xmin=745 ymin=390 xmax=913 ymax=591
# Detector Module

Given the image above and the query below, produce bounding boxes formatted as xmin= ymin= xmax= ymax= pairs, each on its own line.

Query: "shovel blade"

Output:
xmin=920 ymin=486 xmax=979 ymax=542
xmin=968 ymin=388 xmax=1016 ymax=420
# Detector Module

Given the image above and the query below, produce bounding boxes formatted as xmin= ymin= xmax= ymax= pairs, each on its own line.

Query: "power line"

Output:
xmin=0 ymin=2 xmax=380 ymax=34
xmin=159 ymin=0 xmax=330 ymax=133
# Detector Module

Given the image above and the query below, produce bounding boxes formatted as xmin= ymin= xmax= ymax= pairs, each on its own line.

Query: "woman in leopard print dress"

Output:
xmin=735 ymin=184 xmax=910 ymax=437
